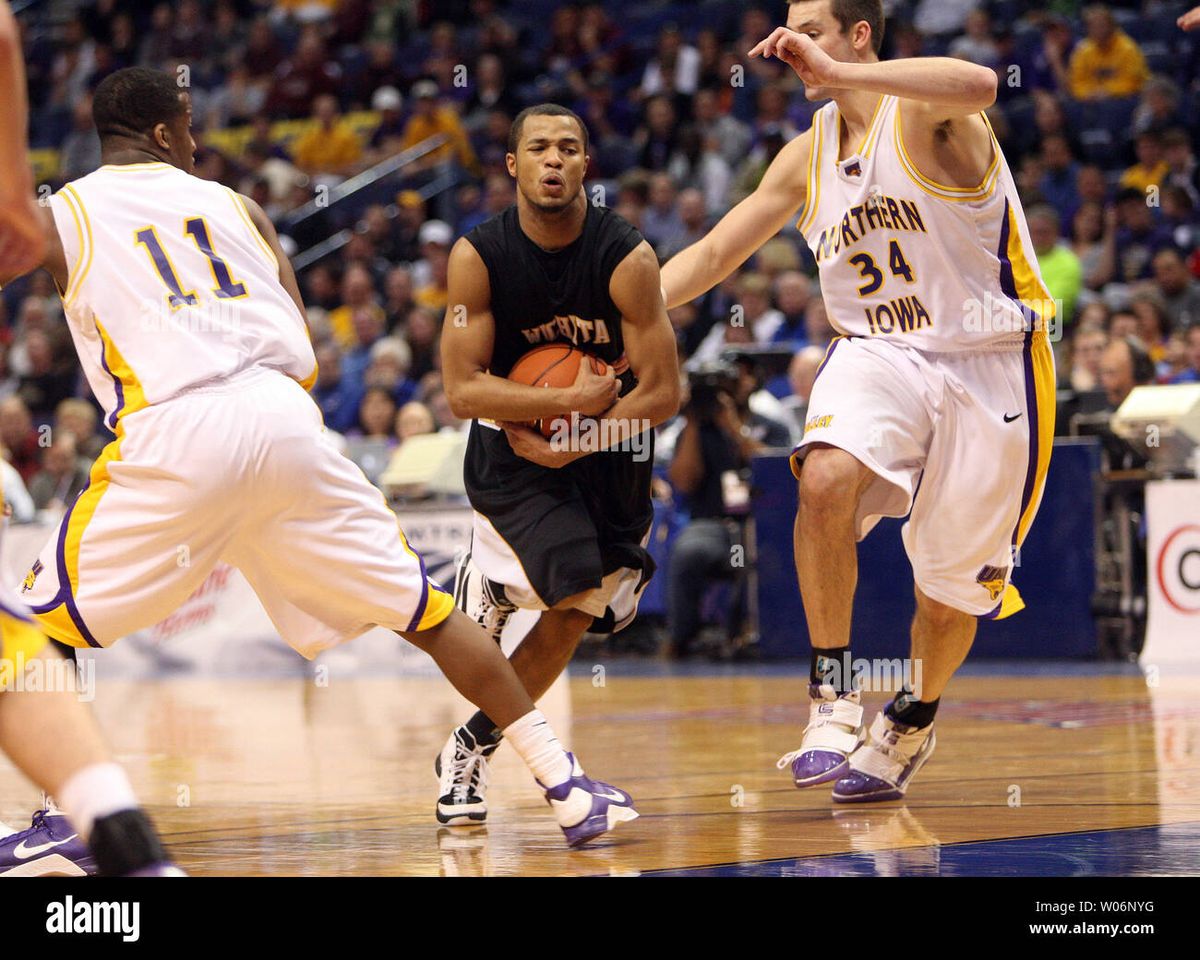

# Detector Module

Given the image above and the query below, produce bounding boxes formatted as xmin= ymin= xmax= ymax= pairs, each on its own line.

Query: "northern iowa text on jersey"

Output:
xmin=813 ymin=194 xmax=928 ymax=263
xmin=520 ymin=314 xmax=613 ymax=346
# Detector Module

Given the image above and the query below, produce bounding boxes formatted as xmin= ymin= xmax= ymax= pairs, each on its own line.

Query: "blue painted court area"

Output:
xmin=640 ymin=821 xmax=1200 ymax=877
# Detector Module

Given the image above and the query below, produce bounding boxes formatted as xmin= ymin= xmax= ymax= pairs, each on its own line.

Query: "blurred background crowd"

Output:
xmin=2 ymin=0 xmax=1198 ymax=657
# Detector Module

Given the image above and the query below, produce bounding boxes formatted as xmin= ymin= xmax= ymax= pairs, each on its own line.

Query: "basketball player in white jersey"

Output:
xmin=662 ymin=0 xmax=1055 ymax=801
xmin=0 ymin=65 xmax=638 ymax=848
xmin=0 ymin=4 xmax=180 ymax=876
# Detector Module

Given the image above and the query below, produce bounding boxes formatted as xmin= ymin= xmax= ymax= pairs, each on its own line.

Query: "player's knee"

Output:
xmin=914 ymin=586 xmax=970 ymax=628
xmin=797 ymin=448 xmax=861 ymax=518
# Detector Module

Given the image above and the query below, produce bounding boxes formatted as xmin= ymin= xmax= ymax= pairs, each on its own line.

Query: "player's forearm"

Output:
xmin=595 ymin=372 xmax=680 ymax=436
xmin=661 ymin=239 xmax=721 ymax=309
xmin=0 ymin=3 xmax=33 ymax=200
xmin=446 ymin=371 xmax=579 ymax=422
xmin=835 ymin=58 xmax=997 ymax=112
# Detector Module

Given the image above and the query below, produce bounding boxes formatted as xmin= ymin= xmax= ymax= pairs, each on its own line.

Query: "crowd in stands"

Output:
xmin=2 ymin=0 xmax=1199 ymax=649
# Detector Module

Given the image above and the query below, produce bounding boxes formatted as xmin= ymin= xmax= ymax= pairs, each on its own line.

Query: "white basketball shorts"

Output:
xmin=790 ymin=334 xmax=1055 ymax=618
xmin=19 ymin=367 xmax=453 ymax=657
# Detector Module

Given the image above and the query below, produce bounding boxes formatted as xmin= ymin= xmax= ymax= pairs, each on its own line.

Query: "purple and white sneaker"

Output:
xmin=539 ymin=753 xmax=638 ymax=847
xmin=776 ymin=684 xmax=864 ymax=787
xmin=0 ymin=808 xmax=95 ymax=877
xmin=833 ymin=712 xmax=936 ymax=803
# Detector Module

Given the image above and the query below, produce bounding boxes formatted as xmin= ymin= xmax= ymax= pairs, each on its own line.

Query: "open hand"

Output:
xmin=749 ymin=29 xmax=843 ymax=88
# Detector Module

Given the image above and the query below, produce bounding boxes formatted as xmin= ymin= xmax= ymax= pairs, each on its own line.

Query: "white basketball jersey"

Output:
xmin=49 ymin=162 xmax=316 ymax=430
xmin=796 ymin=95 xmax=1054 ymax=351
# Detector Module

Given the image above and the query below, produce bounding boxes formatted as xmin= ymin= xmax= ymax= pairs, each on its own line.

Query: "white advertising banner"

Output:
xmin=1144 ymin=480 xmax=1200 ymax=666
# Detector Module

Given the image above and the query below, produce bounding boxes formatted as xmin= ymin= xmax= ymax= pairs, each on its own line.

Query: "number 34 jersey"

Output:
xmin=48 ymin=162 xmax=317 ymax=429
xmin=796 ymin=95 xmax=1054 ymax=352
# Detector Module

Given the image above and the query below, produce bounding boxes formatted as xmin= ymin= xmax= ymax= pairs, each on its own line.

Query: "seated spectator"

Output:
xmin=1170 ymin=325 xmax=1200 ymax=383
xmin=1108 ymin=309 xmax=1140 ymax=341
xmin=311 ymin=341 xmax=364 ymax=435
xmin=413 ymin=223 xmax=451 ymax=311
xmin=770 ymin=271 xmax=813 ymax=346
xmin=692 ymin=273 xmax=783 ymax=361
xmin=1133 ymin=77 xmax=1182 ymax=137
xmin=59 ymin=95 xmax=101 ymax=180
xmin=780 ymin=345 xmax=825 ymax=442
xmin=1152 ymin=248 xmax=1200 ymax=332
xmin=364 ymin=85 xmax=406 ymax=165
xmin=948 ymin=9 xmax=1000 ymax=67
xmin=1068 ymin=5 xmax=1149 ymax=100
xmin=1119 ymin=131 xmax=1168 ymax=195
xmin=1071 ymin=201 xmax=1116 ymax=292
xmin=54 ymin=398 xmax=105 ymax=462
xmin=382 ymin=265 xmax=415 ymax=331
xmin=28 ymin=431 xmax=90 ymax=512
xmin=328 ymin=264 xmax=385 ymax=351
xmin=1037 ymin=134 xmax=1080 ymax=227
xmin=17 ymin=329 xmax=78 ymax=423
xmin=404 ymin=306 xmax=442 ymax=381
xmin=1129 ymin=291 xmax=1172 ymax=374
xmin=634 ymin=95 xmax=682 ymax=173
xmin=344 ymin=386 xmax=398 ymax=484
xmin=291 ymin=94 xmax=362 ymax=179
xmin=641 ymin=173 xmax=686 ymax=255
xmin=640 ymin=24 xmax=701 ymax=99
xmin=364 ymin=336 xmax=417 ymax=407
xmin=266 ymin=29 xmax=342 ymax=119
xmin=1099 ymin=336 xmax=1155 ymax=411
xmin=1028 ymin=205 xmax=1082 ymax=327
xmin=395 ymin=400 xmax=435 ymax=442
xmin=1070 ymin=327 xmax=1109 ymax=392
xmin=0 ymin=397 xmax=40 ymax=483
xmin=1162 ymin=128 xmax=1200 ymax=207
xmin=1114 ymin=188 xmax=1172 ymax=283
xmin=400 ymin=79 xmax=480 ymax=176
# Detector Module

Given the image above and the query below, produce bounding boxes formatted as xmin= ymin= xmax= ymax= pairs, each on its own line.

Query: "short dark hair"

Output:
xmin=507 ymin=104 xmax=589 ymax=154
xmin=789 ymin=0 xmax=885 ymax=55
xmin=93 ymin=67 xmax=187 ymax=142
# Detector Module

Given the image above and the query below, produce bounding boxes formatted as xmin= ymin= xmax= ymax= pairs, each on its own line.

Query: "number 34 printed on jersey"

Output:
xmin=848 ymin=239 xmax=916 ymax=297
xmin=135 ymin=217 xmax=249 ymax=309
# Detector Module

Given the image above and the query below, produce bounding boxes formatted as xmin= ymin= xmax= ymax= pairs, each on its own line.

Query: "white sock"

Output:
xmin=503 ymin=710 xmax=573 ymax=787
xmin=56 ymin=763 xmax=139 ymax=842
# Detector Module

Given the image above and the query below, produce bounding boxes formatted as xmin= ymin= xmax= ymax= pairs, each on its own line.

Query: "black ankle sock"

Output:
xmin=464 ymin=710 xmax=502 ymax=746
xmin=89 ymin=808 xmax=168 ymax=877
xmin=886 ymin=693 xmax=940 ymax=729
xmin=811 ymin=646 xmax=853 ymax=693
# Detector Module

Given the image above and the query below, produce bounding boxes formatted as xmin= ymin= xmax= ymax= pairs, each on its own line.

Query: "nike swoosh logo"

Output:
xmin=597 ymin=789 xmax=627 ymax=803
xmin=1003 ymin=412 xmax=1022 ymax=423
xmin=13 ymin=835 xmax=78 ymax=859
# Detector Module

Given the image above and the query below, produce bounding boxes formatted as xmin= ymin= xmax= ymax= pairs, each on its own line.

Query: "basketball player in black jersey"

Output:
xmin=437 ymin=104 xmax=680 ymax=825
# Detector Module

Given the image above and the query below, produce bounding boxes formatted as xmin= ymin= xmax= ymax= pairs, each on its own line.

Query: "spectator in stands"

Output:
xmin=413 ymin=224 xmax=451 ymax=312
xmin=1120 ymin=130 xmax=1168 ymax=194
xmin=1171 ymin=325 xmax=1200 ymax=383
xmin=59 ymin=95 xmax=100 ymax=181
xmin=1162 ymin=128 xmax=1200 ymax=207
xmin=1099 ymin=337 xmax=1154 ymax=410
xmin=364 ymin=336 xmax=417 ymax=408
xmin=206 ymin=63 xmax=268 ymax=130
xmin=1071 ymin=201 xmax=1117 ymax=292
xmin=1028 ymin=206 xmax=1082 ymax=327
xmin=1129 ymin=291 xmax=1171 ymax=371
xmin=770 ymin=270 xmax=812 ymax=346
xmin=635 ymin=94 xmax=682 ymax=172
xmin=328 ymin=264 xmax=384 ymax=351
xmin=268 ymin=29 xmax=343 ymax=119
xmin=342 ymin=304 xmax=388 ymax=388
xmin=948 ymin=9 xmax=1000 ymax=67
xmin=400 ymin=79 xmax=480 ymax=176
xmin=1109 ymin=309 xmax=1140 ymax=341
xmin=291 ymin=94 xmax=362 ymax=180
xmin=364 ymin=86 xmax=406 ymax=166
xmin=0 ymin=396 xmax=40 ymax=483
xmin=641 ymin=173 xmax=685 ymax=255
xmin=913 ymin=0 xmax=976 ymax=39
xmin=382 ymin=265 xmax=416 ymax=332
xmin=691 ymin=86 xmax=751 ymax=172
xmin=1153 ymin=248 xmax=1200 ymax=332
xmin=1133 ymin=77 xmax=1182 ymax=136
xmin=354 ymin=42 xmax=404 ymax=110
xmin=780 ymin=345 xmax=825 ymax=441
xmin=404 ymin=306 xmax=441 ymax=382
xmin=1114 ymin=187 xmax=1171 ymax=283
xmin=17 ymin=329 xmax=76 ymax=423
xmin=1070 ymin=327 xmax=1109 ymax=392
xmin=28 ymin=431 xmax=89 ymax=512
xmin=640 ymin=23 xmax=700 ymax=99
xmin=243 ymin=17 xmax=284 ymax=88
xmin=312 ymin=341 xmax=363 ymax=435
xmin=805 ymin=298 xmax=837 ymax=348
xmin=462 ymin=53 xmax=519 ymax=129
xmin=54 ymin=398 xmax=104 ymax=463
xmin=693 ymin=273 xmax=783 ymax=362
xmin=1037 ymin=134 xmax=1081 ymax=228
xmin=395 ymin=401 xmax=435 ymax=443
xmin=1069 ymin=5 xmax=1149 ymax=100
xmin=658 ymin=188 xmax=708 ymax=261
xmin=304 ymin=263 xmax=341 ymax=312
xmin=137 ymin=3 xmax=173 ymax=70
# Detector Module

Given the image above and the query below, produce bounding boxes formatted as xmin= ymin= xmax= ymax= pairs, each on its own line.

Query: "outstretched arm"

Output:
xmin=0 ymin=3 xmax=54 ymax=285
xmin=660 ymin=127 xmax=811 ymax=308
xmin=751 ymin=30 xmax=997 ymax=118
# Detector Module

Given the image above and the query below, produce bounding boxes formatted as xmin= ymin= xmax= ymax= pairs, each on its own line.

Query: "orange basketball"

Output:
xmin=507 ymin=344 xmax=607 ymax=438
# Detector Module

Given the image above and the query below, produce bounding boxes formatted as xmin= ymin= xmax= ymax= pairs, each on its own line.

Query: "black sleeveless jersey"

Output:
xmin=463 ymin=202 xmax=643 ymax=382
xmin=460 ymin=202 xmax=655 ymax=590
